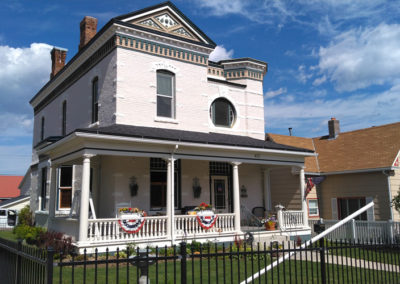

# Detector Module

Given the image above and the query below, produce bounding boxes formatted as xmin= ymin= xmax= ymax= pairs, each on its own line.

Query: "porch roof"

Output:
xmin=75 ymin=124 xmax=314 ymax=153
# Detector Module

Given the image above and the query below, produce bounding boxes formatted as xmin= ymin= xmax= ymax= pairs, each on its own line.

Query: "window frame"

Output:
xmin=156 ymin=70 xmax=175 ymax=119
xmin=92 ymin=77 xmax=99 ymax=123
xmin=337 ymin=197 xmax=367 ymax=220
xmin=62 ymin=100 xmax=67 ymax=136
xmin=57 ymin=166 xmax=73 ymax=210
xmin=210 ymin=98 xmax=236 ymax=128
xmin=307 ymin=198 xmax=319 ymax=217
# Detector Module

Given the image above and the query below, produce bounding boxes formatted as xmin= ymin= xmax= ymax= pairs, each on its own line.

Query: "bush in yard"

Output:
xmin=37 ymin=231 xmax=74 ymax=257
xmin=18 ymin=205 xmax=33 ymax=226
xmin=14 ymin=225 xmax=45 ymax=244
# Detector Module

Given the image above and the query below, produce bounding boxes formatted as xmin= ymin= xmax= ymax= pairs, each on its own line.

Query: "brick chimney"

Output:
xmin=328 ymin=117 xmax=340 ymax=139
xmin=50 ymin=47 xmax=68 ymax=79
xmin=79 ymin=16 xmax=98 ymax=50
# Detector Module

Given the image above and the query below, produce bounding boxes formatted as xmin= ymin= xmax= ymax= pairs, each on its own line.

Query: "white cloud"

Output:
xmin=209 ymin=45 xmax=234 ymax=62
xmin=0 ymin=43 xmax=52 ymax=113
xmin=313 ymin=75 xmax=326 ymax=86
xmin=265 ymin=87 xmax=287 ymax=98
xmin=194 ymin=0 xmax=398 ymax=32
xmin=317 ymin=24 xmax=400 ymax=92
xmin=296 ymin=65 xmax=313 ymax=84
xmin=265 ymin=84 xmax=400 ymax=137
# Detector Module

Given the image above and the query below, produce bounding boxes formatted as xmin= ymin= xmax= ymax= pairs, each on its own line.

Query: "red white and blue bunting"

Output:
xmin=196 ymin=211 xmax=218 ymax=230
xmin=118 ymin=214 xmax=146 ymax=233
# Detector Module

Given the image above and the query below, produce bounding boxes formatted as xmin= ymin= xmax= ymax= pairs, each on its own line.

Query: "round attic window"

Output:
xmin=210 ymin=98 xmax=236 ymax=128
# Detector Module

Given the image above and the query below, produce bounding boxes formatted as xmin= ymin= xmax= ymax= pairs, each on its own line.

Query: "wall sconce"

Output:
xmin=240 ymin=185 xmax=248 ymax=198
xmin=192 ymin=177 xmax=202 ymax=198
xmin=129 ymin=176 xmax=138 ymax=197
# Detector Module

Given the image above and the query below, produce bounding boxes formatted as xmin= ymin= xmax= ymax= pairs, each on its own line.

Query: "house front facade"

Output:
xmin=28 ymin=2 xmax=313 ymax=251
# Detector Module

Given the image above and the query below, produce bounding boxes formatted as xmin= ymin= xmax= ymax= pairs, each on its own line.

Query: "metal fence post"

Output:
xmin=180 ymin=242 xmax=187 ymax=284
xmin=319 ymin=238 xmax=326 ymax=284
xmin=46 ymin=246 xmax=55 ymax=284
xmin=16 ymin=239 xmax=22 ymax=284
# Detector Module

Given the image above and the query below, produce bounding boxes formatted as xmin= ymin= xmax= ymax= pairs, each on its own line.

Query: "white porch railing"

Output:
xmin=87 ymin=216 xmax=168 ymax=242
xmin=174 ymin=213 xmax=236 ymax=237
xmin=278 ymin=210 xmax=305 ymax=230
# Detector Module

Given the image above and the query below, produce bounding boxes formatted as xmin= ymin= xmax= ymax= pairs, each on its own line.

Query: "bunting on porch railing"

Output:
xmin=196 ymin=212 xmax=218 ymax=230
xmin=118 ymin=214 xmax=146 ymax=233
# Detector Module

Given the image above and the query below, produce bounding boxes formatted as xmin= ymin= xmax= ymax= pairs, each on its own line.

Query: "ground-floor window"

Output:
xmin=150 ymin=158 xmax=180 ymax=210
xmin=308 ymin=199 xmax=319 ymax=217
xmin=338 ymin=197 xmax=366 ymax=220
xmin=58 ymin=166 xmax=73 ymax=209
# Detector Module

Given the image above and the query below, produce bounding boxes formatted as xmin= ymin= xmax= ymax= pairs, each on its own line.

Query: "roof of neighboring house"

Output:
xmin=0 ymin=176 xmax=22 ymax=198
xmin=0 ymin=195 xmax=29 ymax=209
xmin=267 ymin=121 xmax=400 ymax=174
xmin=267 ymin=134 xmax=319 ymax=172
xmin=77 ymin=124 xmax=314 ymax=153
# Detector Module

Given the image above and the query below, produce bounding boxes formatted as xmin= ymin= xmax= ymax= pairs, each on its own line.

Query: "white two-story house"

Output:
xmin=28 ymin=2 xmax=314 ymax=251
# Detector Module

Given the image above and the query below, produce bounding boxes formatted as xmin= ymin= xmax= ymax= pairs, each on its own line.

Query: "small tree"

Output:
xmin=392 ymin=188 xmax=400 ymax=213
xmin=18 ymin=205 xmax=33 ymax=226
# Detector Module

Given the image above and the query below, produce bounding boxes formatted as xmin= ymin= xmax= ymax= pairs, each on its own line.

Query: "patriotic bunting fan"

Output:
xmin=196 ymin=211 xmax=218 ymax=230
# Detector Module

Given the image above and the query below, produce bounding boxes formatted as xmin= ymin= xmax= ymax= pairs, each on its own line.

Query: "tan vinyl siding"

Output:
xmin=319 ymin=172 xmax=390 ymax=221
xmin=270 ymin=167 xmax=301 ymax=210
xmin=390 ymin=169 xmax=400 ymax=221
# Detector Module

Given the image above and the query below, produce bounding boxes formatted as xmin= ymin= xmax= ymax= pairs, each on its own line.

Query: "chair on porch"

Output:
xmin=252 ymin=207 xmax=266 ymax=219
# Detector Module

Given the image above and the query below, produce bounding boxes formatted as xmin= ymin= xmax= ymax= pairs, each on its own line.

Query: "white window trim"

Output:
xmin=156 ymin=71 xmax=176 ymax=119
xmin=57 ymin=165 xmax=74 ymax=211
xmin=307 ymin=199 xmax=319 ymax=217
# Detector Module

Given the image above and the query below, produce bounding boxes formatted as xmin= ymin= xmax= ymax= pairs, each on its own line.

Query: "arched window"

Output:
xmin=62 ymin=100 xmax=67 ymax=136
xmin=156 ymin=70 xmax=175 ymax=118
xmin=92 ymin=77 xmax=99 ymax=123
xmin=210 ymin=98 xmax=236 ymax=127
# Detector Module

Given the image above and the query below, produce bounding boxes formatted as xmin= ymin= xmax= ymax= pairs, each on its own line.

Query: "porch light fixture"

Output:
xmin=240 ymin=185 xmax=248 ymax=198
xmin=129 ymin=176 xmax=139 ymax=197
xmin=192 ymin=177 xmax=201 ymax=198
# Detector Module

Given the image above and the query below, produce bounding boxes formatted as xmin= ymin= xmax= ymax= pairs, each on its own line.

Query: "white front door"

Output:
xmin=211 ymin=176 xmax=229 ymax=213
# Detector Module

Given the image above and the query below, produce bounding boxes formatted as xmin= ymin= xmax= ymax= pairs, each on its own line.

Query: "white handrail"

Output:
xmin=241 ymin=201 xmax=375 ymax=284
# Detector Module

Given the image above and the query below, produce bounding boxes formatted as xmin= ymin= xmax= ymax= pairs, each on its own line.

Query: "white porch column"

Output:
xmin=263 ymin=169 xmax=272 ymax=211
xmin=78 ymin=154 xmax=92 ymax=243
xmin=232 ymin=162 xmax=241 ymax=232
xmin=166 ymin=157 xmax=175 ymax=244
xmin=48 ymin=165 xmax=57 ymax=228
xmin=299 ymin=167 xmax=308 ymax=227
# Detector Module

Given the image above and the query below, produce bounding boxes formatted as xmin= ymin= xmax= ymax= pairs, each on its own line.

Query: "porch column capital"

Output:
xmin=83 ymin=154 xmax=95 ymax=160
xmin=231 ymin=161 xmax=242 ymax=167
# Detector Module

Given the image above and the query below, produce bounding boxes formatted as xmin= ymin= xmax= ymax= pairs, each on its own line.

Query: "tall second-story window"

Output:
xmin=156 ymin=70 xmax=175 ymax=118
xmin=92 ymin=77 xmax=99 ymax=123
xmin=62 ymin=101 xmax=67 ymax=136
xmin=41 ymin=117 xmax=45 ymax=141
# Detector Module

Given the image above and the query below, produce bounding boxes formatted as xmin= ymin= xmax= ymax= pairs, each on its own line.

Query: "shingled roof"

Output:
xmin=267 ymin=121 xmax=400 ymax=173
xmin=77 ymin=124 xmax=313 ymax=153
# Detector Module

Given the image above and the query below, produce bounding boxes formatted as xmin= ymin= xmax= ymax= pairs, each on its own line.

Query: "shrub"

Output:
xmin=14 ymin=225 xmax=45 ymax=244
xmin=18 ymin=205 xmax=33 ymax=226
xmin=37 ymin=231 xmax=74 ymax=256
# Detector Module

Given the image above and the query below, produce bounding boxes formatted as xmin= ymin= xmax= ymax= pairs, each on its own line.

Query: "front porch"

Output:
xmin=35 ymin=131 xmax=313 ymax=251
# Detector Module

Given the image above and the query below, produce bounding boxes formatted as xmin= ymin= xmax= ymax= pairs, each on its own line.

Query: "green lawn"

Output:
xmin=53 ymin=257 xmax=400 ymax=284
xmin=326 ymin=241 xmax=400 ymax=265
xmin=0 ymin=230 xmax=17 ymax=241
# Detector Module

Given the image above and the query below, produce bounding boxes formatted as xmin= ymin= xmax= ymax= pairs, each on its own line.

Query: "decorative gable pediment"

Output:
xmin=115 ymin=3 xmax=215 ymax=47
xmin=131 ymin=11 xmax=198 ymax=41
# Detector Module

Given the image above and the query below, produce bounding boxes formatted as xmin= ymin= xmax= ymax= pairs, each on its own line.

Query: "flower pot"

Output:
xmin=265 ymin=222 xmax=277 ymax=231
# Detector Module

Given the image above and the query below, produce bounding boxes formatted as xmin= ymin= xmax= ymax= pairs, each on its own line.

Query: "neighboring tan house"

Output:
xmin=26 ymin=2 xmax=315 ymax=251
xmin=0 ymin=176 xmax=22 ymax=203
xmin=267 ymin=118 xmax=400 ymax=222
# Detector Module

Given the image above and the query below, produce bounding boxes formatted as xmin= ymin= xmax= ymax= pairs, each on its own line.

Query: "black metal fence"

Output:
xmin=1 ymin=236 xmax=400 ymax=284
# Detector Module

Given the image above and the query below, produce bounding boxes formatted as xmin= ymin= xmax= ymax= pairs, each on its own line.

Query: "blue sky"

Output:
xmin=1 ymin=0 xmax=400 ymax=175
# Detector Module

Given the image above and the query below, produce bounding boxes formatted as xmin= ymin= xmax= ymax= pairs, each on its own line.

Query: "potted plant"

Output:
xmin=193 ymin=202 xmax=214 ymax=215
xmin=262 ymin=214 xmax=277 ymax=231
